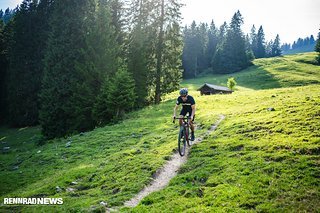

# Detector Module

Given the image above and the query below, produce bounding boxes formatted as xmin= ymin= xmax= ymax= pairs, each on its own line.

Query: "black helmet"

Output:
xmin=179 ymin=88 xmax=188 ymax=96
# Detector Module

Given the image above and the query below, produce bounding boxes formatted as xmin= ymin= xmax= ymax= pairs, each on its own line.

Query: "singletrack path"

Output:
xmin=122 ymin=115 xmax=225 ymax=208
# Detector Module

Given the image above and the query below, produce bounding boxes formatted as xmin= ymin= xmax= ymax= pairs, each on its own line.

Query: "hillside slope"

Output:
xmin=183 ymin=52 xmax=320 ymax=90
xmin=1 ymin=52 xmax=319 ymax=212
xmin=129 ymin=85 xmax=320 ymax=212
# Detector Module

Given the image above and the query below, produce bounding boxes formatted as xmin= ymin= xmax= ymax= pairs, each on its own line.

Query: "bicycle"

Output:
xmin=173 ymin=116 xmax=192 ymax=156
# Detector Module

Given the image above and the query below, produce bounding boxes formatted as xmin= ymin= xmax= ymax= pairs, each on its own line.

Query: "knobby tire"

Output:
xmin=185 ymin=127 xmax=191 ymax=146
xmin=178 ymin=127 xmax=186 ymax=156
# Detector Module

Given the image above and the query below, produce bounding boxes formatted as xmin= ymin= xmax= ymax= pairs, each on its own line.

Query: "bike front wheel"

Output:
xmin=178 ymin=127 xmax=186 ymax=156
xmin=185 ymin=127 xmax=191 ymax=146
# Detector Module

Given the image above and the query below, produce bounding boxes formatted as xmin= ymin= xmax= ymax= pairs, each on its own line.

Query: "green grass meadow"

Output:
xmin=1 ymin=53 xmax=319 ymax=212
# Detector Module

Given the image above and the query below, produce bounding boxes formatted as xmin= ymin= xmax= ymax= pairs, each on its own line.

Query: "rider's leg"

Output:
xmin=190 ymin=115 xmax=195 ymax=141
xmin=188 ymin=112 xmax=195 ymax=131
xmin=179 ymin=109 xmax=186 ymax=126
xmin=179 ymin=114 xmax=184 ymax=126
xmin=190 ymin=121 xmax=195 ymax=132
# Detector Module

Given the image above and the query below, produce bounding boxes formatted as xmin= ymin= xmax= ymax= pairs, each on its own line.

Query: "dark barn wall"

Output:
xmin=199 ymin=85 xmax=232 ymax=95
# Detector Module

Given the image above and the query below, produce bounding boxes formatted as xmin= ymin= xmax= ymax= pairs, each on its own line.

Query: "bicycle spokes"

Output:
xmin=178 ymin=128 xmax=186 ymax=156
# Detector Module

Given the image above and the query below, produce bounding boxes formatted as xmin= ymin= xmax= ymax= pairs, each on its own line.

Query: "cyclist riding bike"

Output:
xmin=173 ymin=88 xmax=196 ymax=141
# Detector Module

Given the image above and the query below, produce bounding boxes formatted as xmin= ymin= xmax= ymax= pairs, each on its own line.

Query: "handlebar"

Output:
xmin=173 ymin=116 xmax=192 ymax=123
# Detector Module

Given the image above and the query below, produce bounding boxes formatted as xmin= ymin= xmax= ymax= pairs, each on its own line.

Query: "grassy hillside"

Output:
xmin=1 ymin=52 xmax=319 ymax=212
xmin=129 ymin=85 xmax=320 ymax=212
xmin=1 ymin=100 xmax=197 ymax=212
xmin=183 ymin=52 xmax=320 ymax=91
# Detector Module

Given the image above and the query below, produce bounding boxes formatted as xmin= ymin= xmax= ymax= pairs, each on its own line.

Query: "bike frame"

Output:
xmin=173 ymin=116 xmax=191 ymax=138
xmin=173 ymin=117 xmax=192 ymax=156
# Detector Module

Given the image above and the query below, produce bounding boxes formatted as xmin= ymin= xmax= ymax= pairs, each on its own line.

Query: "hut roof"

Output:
xmin=198 ymin=83 xmax=232 ymax=92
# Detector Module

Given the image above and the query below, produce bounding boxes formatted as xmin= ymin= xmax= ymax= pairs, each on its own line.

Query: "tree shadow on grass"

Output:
xmin=233 ymin=65 xmax=282 ymax=90
xmin=182 ymin=65 xmax=282 ymax=91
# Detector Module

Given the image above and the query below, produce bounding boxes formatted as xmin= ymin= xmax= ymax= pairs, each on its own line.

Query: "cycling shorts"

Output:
xmin=179 ymin=109 xmax=195 ymax=121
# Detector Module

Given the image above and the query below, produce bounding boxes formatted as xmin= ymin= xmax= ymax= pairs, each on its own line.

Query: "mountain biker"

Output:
xmin=173 ymin=88 xmax=196 ymax=141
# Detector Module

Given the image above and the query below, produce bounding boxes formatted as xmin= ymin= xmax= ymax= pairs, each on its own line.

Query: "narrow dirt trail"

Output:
xmin=122 ymin=115 xmax=226 ymax=209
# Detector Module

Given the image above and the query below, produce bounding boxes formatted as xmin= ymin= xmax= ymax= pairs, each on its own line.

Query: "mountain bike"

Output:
xmin=173 ymin=117 xmax=192 ymax=156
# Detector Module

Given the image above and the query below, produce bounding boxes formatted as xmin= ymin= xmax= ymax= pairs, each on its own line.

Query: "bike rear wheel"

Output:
xmin=178 ymin=127 xmax=186 ymax=156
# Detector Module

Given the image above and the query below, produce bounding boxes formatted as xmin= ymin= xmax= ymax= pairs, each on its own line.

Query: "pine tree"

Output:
xmin=292 ymin=41 xmax=297 ymax=49
xmin=0 ymin=20 xmax=7 ymax=123
xmin=2 ymin=8 xmax=15 ymax=24
xmin=162 ymin=22 xmax=182 ymax=94
xmin=40 ymin=0 xmax=97 ymax=138
xmin=281 ymin=43 xmax=291 ymax=52
xmin=315 ymin=29 xmax=320 ymax=65
xmin=153 ymin=0 xmax=165 ymax=104
xmin=126 ymin=0 xmax=182 ymax=104
xmin=245 ymin=34 xmax=255 ymax=61
xmin=127 ymin=23 xmax=149 ymax=107
xmin=127 ymin=0 xmax=153 ymax=106
xmin=218 ymin=22 xmax=227 ymax=42
xmin=196 ymin=23 xmax=209 ymax=72
xmin=250 ymin=25 xmax=258 ymax=57
xmin=256 ymin=25 xmax=266 ymax=58
xmin=151 ymin=0 xmax=183 ymax=104
xmin=297 ymin=38 xmax=303 ymax=48
xmin=310 ymin=35 xmax=315 ymax=45
xmin=0 ymin=18 xmax=14 ymax=124
xmin=182 ymin=21 xmax=209 ymax=78
xmin=105 ymin=68 xmax=136 ymax=120
xmin=303 ymin=37 xmax=310 ymax=46
xmin=108 ymin=0 xmax=126 ymax=56
xmin=87 ymin=0 xmax=119 ymax=80
xmin=206 ymin=20 xmax=218 ymax=68
xmin=211 ymin=47 xmax=224 ymax=73
xmin=6 ymin=0 xmax=52 ymax=126
xmin=265 ymin=40 xmax=273 ymax=57
xmin=287 ymin=35 xmax=317 ymax=54
xmin=92 ymin=77 xmax=112 ymax=125
xmin=211 ymin=22 xmax=228 ymax=73
xmin=212 ymin=11 xmax=250 ymax=73
xmin=271 ymin=34 xmax=281 ymax=57
xmin=182 ymin=21 xmax=199 ymax=78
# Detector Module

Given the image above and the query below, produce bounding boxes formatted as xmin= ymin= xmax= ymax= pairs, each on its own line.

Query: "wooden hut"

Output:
xmin=198 ymin=83 xmax=233 ymax=95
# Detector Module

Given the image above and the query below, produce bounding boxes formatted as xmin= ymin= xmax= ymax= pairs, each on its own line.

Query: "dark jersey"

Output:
xmin=176 ymin=95 xmax=195 ymax=112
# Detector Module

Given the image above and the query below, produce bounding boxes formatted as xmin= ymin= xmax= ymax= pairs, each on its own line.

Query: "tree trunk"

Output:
xmin=154 ymin=0 xmax=164 ymax=104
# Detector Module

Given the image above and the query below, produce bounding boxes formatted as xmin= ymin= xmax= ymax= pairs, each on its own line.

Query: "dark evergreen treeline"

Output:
xmin=281 ymin=35 xmax=316 ymax=55
xmin=0 ymin=9 xmax=16 ymax=120
xmin=0 ymin=0 xmax=183 ymax=138
xmin=182 ymin=11 xmax=282 ymax=78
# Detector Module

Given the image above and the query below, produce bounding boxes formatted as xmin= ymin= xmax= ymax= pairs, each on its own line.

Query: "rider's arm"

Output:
xmin=191 ymin=104 xmax=195 ymax=119
xmin=173 ymin=97 xmax=181 ymax=118
xmin=173 ymin=104 xmax=179 ymax=118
